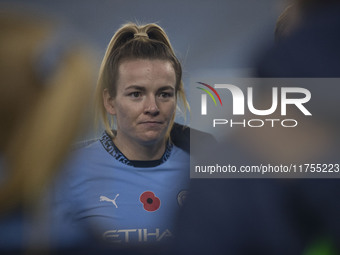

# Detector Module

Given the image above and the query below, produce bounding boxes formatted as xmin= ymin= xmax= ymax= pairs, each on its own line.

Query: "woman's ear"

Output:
xmin=103 ymin=88 xmax=116 ymax=115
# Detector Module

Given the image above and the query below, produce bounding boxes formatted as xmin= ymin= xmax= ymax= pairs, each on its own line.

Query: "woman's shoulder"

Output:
xmin=72 ymin=138 xmax=99 ymax=150
xmin=62 ymin=138 xmax=108 ymax=173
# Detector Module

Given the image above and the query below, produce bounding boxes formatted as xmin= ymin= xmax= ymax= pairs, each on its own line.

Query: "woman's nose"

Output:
xmin=144 ymin=96 xmax=160 ymax=116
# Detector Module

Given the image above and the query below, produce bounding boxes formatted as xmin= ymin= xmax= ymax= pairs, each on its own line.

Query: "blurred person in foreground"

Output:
xmin=0 ymin=8 xmax=95 ymax=252
xmin=174 ymin=1 xmax=340 ymax=255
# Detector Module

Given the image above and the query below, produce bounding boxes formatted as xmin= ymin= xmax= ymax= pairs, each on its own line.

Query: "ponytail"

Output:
xmin=95 ymin=22 xmax=189 ymax=138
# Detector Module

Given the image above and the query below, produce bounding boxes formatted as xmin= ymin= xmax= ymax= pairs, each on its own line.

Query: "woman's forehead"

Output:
xmin=117 ymin=59 xmax=176 ymax=89
xmin=118 ymin=59 xmax=174 ymax=73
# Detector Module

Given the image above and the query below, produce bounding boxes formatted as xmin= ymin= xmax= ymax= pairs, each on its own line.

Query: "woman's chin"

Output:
xmin=138 ymin=132 xmax=167 ymax=146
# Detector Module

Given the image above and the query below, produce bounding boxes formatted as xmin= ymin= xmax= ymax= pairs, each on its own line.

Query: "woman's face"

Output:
xmin=104 ymin=58 xmax=177 ymax=146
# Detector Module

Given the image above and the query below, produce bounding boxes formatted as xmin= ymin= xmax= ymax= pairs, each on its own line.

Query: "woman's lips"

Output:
xmin=139 ymin=121 xmax=164 ymax=128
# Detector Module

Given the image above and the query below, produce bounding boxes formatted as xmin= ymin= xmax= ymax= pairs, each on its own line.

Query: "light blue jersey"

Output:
xmin=54 ymin=132 xmax=189 ymax=244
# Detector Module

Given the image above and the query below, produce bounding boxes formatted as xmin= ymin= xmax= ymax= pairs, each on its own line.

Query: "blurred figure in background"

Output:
xmin=174 ymin=0 xmax=340 ymax=255
xmin=0 ymin=7 xmax=95 ymax=252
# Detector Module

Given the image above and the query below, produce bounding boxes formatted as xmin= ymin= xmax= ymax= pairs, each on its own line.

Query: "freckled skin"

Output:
xmin=104 ymin=59 xmax=177 ymax=160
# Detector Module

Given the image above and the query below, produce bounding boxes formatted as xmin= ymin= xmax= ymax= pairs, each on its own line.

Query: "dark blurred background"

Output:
xmin=0 ymin=0 xmax=284 ymax=69
xmin=0 ymin=0 xmax=287 ymax=135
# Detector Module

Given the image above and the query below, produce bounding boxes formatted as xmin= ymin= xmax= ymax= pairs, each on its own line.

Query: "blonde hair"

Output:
xmin=0 ymin=11 xmax=95 ymax=212
xmin=95 ymin=22 xmax=189 ymax=138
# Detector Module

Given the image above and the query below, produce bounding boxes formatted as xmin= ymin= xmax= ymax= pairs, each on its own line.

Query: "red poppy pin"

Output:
xmin=140 ymin=191 xmax=161 ymax=212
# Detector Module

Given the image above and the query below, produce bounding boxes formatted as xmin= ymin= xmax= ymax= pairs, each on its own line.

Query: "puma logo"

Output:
xmin=100 ymin=194 xmax=119 ymax=208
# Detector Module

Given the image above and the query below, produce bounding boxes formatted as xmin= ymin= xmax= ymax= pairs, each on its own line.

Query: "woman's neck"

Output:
xmin=113 ymin=135 xmax=166 ymax=161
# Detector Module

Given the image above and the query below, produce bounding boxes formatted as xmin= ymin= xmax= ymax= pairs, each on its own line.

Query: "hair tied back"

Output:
xmin=134 ymin=32 xmax=149 ymax=39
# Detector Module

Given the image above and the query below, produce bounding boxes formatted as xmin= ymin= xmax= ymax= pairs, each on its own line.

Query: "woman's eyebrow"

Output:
xmin=158 ymin=86 xmax=175 ymax=91
xmin=125 ymin=85 xmax=145 ymax=91
xmin=124 ymin=85 xmax=175 ymax=92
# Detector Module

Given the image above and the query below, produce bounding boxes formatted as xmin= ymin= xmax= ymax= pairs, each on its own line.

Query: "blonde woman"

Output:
xmin=54 ymin=23 xmax=190 ymax=244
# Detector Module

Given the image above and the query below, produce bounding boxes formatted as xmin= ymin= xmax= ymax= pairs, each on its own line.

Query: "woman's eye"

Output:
xmin=159 ymin=92 xmax=173 ymax=98
xmin=129 ymin=92 xmax=141 ymax=98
